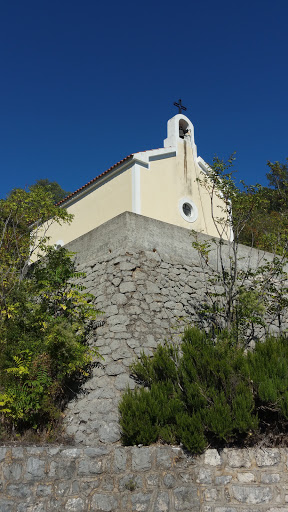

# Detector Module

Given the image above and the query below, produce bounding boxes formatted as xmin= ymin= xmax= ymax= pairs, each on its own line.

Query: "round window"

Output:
xmin=182 ymin=202 xmax=192 ymax=218
xmin=178 ymin=198 xmax=198 ymax=223
xmin=55 ymin=240 xmax=64 ymax=249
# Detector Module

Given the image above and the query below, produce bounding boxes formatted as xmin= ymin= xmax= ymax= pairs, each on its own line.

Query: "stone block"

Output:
xmin=0 ymin=447 xmax=7 ymax=461
xmin=203 ymin=488 xmax=221 ymax=501
xmin=118 ymin=474 xmax=142 ymax=492
xmin=107 ymin=314 xmax=129 ymax=326
xmin=163 ymin=473 xmax=176 ymax=488
xmin=131 ymin=492 xmax=152 ymax=511
xmin=77 ymin=459 xmax=103 ymax=476
xmin=237 ymin=472 xmax=255 ymax=483
xmin=179 ymin=473 xmax=191 ymax=484
xmin=196 ymin=468 xmax=212 ymax=484
xmin=115 ymin=373 xmax=136 ymax=390
xmin=114 ymin=447 xmax=127 ymax=471
xmin=110 ymin=324 xmax=128 ymax=332
xmin=105 ymin=363 xmax=125 ymax=375
xmin=91 ymin=493 xmax=119 ymax=511
xmin=226 ymin=449 xmax=252 ymax=468
xmin=3 ymin=462 xmax=23 ymax=481
xmin=231 ymin=485 xmax=273 ymax=504
xmin=55 ymin=481 xmax=71 ymax=496
xmin=111 ymin=293 xmax=127 ymax=305
xmin=84 ymin=446 xmax=109 ymax=457
xmin=0 ymin=500 xmax=14 ymax=512
xmin=49 ymin=460 xmax=76 ymax=479
xmin=146 ymin=473 xmax=159 ymax=487
xmin=26 ymin=457 xmax=46 ymax=480
xmin=11 ymin=447 xmax=24 ymax=458
xmin=36 ymin=484 xmax=53 ymax=497
xmin=156 ymin=447 xmax=173 ymax=468
xmin=98 ymin=422 xmax=121 ymax=443
xmin=146 ymin=281 xmax=160 ymax=293
xmin=261 ymin=473 xmax=281 ymax=483
xmin=131 ymin=447 xmax=152 ymax=471
xmin=111 ymin=347 xmax=132 ymax=360
xmin=215 ymin=509 xmax=237 ymax=512
xmin=215 ymin=475 xmax=232 ymax=484
xmin=16 ymin=503 xmax=47 ymax=512
xmin=155 ymin=491 xmax=169 ymax=512
xmin=119 ymin=282 xmax=136 ymax=293
xmin=105 ymin=305 xmax=119 ymax=315
xmin=64 ymin=498 xmax=86 ymax=511
xmin=267 ymin=509 xmax=288 ymax=512
xmin=174 ymin=486 xmax=200 ymax=510
xmin=204 ymin=449 xmax=222 ymax=466
xmin=80 ymin=479 xmax=101 ymax=496
xmin=60 ymin=448 xmax=83 ymax=458
xmin=6 ymin=483 xmax=33 ymax=498
xmin=255 ymin=448 xmax=281 ymax=467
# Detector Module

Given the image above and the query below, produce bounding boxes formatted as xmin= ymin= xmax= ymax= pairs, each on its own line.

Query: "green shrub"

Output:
xmin=247 ymin=336 xmax=288 ymax=420
xmin=119 ymin=327 xmax=258 ymax=453
xmin=120 ymin=327 xmax=288 ymax=453
xmin=0 ymin=247 xmax=99 ymax=432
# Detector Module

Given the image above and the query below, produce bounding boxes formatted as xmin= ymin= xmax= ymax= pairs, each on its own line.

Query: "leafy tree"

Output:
xmin=0 ymin=185 xmax=72 ymax=320
xmin=191 ymin=156 xmax=288 ymax=345
xmin=0 ymin=186 xmax=98 ymax=433
xmin=30 ymin=179 xmax=70 ymax=204
xmin=238 ymin=159 xmax=288 ymax=251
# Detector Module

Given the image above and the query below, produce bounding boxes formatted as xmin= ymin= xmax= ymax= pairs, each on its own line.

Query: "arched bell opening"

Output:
xmin=179 ymin=119 xmax=189 ymax=139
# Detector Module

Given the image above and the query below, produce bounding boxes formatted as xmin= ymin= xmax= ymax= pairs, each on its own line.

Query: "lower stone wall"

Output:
xmin=1 ymin=445 xmax=288 ymax=511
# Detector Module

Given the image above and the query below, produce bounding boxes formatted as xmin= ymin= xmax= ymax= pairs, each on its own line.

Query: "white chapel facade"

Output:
xmin=45 ymin=113 xmax=231 ymax=247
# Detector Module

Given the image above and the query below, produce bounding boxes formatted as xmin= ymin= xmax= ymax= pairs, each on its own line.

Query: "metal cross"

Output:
xmin=174 ymin=99 xmax=187 ymax=114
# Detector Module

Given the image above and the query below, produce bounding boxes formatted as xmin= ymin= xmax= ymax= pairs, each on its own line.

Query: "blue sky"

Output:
xmin=0 ymin=0 xmax=287 ymax=198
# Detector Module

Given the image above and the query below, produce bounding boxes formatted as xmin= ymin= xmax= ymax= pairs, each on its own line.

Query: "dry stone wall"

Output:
xmin=1 ymin=446 xmax=288 ymax=511
xmin=63 ymin=212 xmax=288 ymax=446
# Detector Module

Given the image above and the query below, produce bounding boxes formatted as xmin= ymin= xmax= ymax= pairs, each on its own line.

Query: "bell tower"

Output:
xmin=163 ymin=113 xmax=198 ymax=160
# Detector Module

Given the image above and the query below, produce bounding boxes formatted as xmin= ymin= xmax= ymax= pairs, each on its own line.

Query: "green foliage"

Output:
xmin=0 ymin=246 xmax=99 ymax=431
xmin=30 ymin=179 xmax=70 ymax=204
xmin=120 ymin=328 xmax=288 ymax=453
xmin=0 ymin=185 xmax=72 ymax=320
xmin=238 ymin=159 xmax=288 ymax=252
xmin=0 ymin=185 xmax=98 ymax=433
xmin=247 ymin=337 xmax=288 ymax=420
xmin=191 ymin=156 xmax=288 ymax=346
xmin=120 ymin=155 xmax=288 ymax=454
xmin=120 ymin=328 xmax=259 ymax=454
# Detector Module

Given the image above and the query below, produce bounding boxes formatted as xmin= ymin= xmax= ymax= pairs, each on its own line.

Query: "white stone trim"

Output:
xmin=134 ymin=147 xmax=177 ymax=164
xmin=197 ymin=156 xmax=211 ymax=175
xmin=178 ymin=197 xmax=198 ymax=223
xmin=132 ymin=163 xmax=141 ymax=214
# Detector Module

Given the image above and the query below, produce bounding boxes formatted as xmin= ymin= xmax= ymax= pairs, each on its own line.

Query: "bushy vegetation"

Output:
xmin=238 ymin=159 xmax=288 ymax=252
xmin=120 ymin=157 xmax=288 ymax=454
xmin=0 ymin=185 xmax=98 ymax=435
xmin=191 ymin=157 xmax=288 ymax=345
xmin=119 ymin=328 xmax=288 ymax=454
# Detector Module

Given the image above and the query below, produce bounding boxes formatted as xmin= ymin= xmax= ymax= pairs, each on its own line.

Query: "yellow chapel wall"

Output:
xmin=140 ymin=141 xmax=229 ymax=239
xmin=42 ymin=166 xmax=133 ymax=248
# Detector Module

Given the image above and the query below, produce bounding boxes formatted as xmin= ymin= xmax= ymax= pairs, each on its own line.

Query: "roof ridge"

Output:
xmin=56 ymin=154 xmax=134 ymax=205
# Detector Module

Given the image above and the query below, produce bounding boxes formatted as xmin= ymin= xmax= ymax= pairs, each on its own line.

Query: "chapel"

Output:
xmin=45 ymin=109 xmax=232 ymax=247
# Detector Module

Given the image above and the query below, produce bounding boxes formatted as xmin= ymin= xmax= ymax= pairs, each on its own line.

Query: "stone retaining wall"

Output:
xmin=1 ymin=446 xmax=288 ymax=511
xmin=63 ymin=213 xmax=288 ymax=446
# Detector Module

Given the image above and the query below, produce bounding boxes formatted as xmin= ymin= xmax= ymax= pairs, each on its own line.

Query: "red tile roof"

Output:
xmin=56 ymin=154 xmax=134 ymax=206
